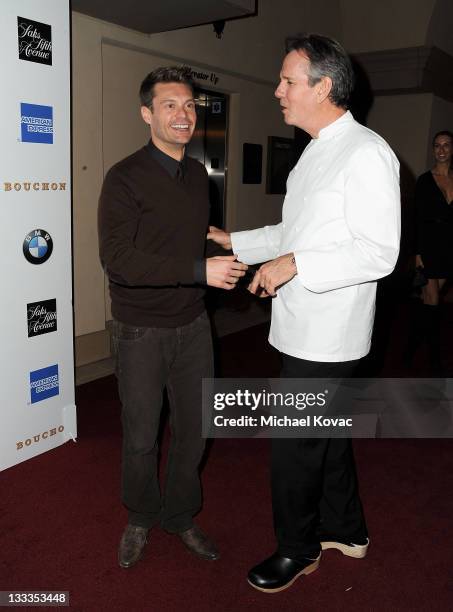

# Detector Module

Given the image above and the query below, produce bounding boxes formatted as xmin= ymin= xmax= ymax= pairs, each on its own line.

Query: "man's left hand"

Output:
xmin=248 ymin=253 xmax=297 ymax=297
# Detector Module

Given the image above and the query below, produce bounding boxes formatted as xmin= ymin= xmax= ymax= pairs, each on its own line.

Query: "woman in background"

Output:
xmin=405 ymin=130 xmax=453 ymax=373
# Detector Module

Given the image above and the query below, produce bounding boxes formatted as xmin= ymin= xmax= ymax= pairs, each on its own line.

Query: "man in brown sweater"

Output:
xmin=98 ymin=66 xmax=247 ymax=568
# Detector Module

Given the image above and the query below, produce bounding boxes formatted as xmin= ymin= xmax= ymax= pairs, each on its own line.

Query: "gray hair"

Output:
xmin=285 ymin=33 xmax=354 ymax=109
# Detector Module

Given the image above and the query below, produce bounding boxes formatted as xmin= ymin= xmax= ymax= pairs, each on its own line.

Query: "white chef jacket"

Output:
xmin=232 ymin=111 xmax=401 ymax=362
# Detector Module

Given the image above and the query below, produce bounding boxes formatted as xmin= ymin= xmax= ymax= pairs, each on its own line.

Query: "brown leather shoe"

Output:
xmin=178 ymin=525 xmax=219 ymax=561
xmin=118 ymin=524 xmax=149 ymax=568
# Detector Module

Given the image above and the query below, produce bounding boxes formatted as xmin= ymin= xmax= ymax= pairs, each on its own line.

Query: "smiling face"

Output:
xmin=433 ymin=134 xmax=452 ymax=166
xmin=141 ymin=82 xmax=196 ymax=159
xmin=274 ymin=50 xmax=324 ymax=136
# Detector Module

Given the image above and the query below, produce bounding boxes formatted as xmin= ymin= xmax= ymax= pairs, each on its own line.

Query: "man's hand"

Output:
xmin=206 ymin=255 xmax=248 ymax=290
xmin=207 ymin=226 xmax=232 ymax=250
xmin=248 ymin=253 xmax=297 ymax=297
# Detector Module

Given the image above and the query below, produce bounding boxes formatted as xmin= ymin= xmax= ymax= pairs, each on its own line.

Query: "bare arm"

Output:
xmin=207 ymin=226 xmax=232 ymax=250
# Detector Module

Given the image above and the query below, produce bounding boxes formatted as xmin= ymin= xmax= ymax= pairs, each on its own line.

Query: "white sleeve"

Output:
xmin=296 ymin=142 xmax=401 ymax=293
xmin=231 ymin=223 xmax=283 ymax=265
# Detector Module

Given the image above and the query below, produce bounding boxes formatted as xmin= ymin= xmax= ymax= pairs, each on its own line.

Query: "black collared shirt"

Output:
xmin=145 ymin=139 xmax=186 ymax=181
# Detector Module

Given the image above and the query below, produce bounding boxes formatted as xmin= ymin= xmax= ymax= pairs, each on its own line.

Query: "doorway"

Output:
xmin=186 ymin=88 xmax=228 ymax=229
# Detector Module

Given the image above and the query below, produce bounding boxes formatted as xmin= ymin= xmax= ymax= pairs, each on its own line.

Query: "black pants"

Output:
xmin=272 ymin=354 xmax=368 ymax=559
xmin=113 ymin=311 xmax=213 ymax=533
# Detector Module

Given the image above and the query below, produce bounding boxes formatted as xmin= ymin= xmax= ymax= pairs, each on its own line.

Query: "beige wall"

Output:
xmin=428 ymin=96 xmax=453 ymax=163
xmin=341 ymin=0 xmax=453 ymax=55
xmin=144 ymin=0 xmax=342 ymax=83
xmin=426 ymin=0 xmax=453 ymax=55
xmin=72 ymin=15 xmax=105 ymax=341
xmin=340 ymin=0 xmax=436 ymax=52
xmin=366 ymin=93 xmax=453 ymax=181
xmin=367 ymin=93 xmax=433 ymax=179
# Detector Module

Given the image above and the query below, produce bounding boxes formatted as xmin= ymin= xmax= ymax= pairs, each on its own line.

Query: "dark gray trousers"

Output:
xmin=113 ymin=311 xmax=213 ymax=532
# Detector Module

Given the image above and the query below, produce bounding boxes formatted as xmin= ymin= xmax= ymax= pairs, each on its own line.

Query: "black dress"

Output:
xmin=415 ymin=171 xmax=453 ymax=278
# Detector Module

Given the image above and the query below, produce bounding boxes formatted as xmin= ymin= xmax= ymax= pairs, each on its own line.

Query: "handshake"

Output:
xmin=205 ymin=226 xmax=247 ymax=291
xmin=207 ymin=226 xmax=297 ymax=297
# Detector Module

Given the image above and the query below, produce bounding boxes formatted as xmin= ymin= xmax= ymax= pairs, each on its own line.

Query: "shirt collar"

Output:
xmin=145 ymin=139 xmax=186 ymax=179
xmin=317 ymin=110 xmax=354 ymax=141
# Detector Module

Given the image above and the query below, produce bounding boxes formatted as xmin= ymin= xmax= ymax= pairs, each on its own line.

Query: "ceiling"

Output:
xmin=71 ymin=0 xmax=257 ymax=34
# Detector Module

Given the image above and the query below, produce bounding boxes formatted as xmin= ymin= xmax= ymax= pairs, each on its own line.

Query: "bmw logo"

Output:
xmin=23 ymin=229 xmax=53 ymax=264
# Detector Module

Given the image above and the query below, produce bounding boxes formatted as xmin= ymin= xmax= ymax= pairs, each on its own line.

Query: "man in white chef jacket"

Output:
xmin=208 ymin=33 xmax=401 ymax=593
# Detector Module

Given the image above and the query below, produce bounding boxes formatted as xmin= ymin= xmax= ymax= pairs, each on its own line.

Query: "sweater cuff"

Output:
xmin=194 ymin=259 xmax=207 ymax=284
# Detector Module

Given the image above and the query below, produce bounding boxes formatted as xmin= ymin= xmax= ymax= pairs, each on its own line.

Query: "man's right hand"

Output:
xmin=206 ymin=255 xmax=248 ymax=290
xmin=207 ymin=226 xmax=232 ymax=250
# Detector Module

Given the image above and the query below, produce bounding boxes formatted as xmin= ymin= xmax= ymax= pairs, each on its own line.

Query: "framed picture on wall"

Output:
xmin=242 ymin=143 xmax=263 ymax=184
xmin=266 ymin=136 xmax=295 ymax=194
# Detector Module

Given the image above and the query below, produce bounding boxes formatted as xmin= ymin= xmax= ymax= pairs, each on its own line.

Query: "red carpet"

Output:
xmin=1 ymin=310 xmax=453 ymax=611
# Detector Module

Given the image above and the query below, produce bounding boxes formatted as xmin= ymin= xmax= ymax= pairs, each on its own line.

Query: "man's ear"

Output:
xmin=317 ymin=76 xmax=332 ymax=103
xmin=141 ymin=105 xmax=152 ymax=125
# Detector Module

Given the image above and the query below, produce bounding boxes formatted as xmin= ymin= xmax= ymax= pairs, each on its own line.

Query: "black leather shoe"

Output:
xmin=178 ymin=525 xmax=219 ymax=561
xmin=118 ymin=524 xmax=149 ymax=568
xmin=247 ymin=552 xmax=320 ymax=593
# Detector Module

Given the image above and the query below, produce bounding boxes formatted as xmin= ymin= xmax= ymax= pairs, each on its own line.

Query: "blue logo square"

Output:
xmin=30 ymin=364 xmax=59 ymax=404
xmin=21 ymin=103 xmax=53 ymax=144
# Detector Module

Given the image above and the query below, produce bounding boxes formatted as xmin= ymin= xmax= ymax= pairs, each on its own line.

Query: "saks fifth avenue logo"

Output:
xmin=20 ymin=103 xmax=53 ymax=144
xmin=3 ymin=182 xmax=66 ymax=192
xmin=17 ymin=425 xmax=64 ymax=451
xmin=17 ymin=17 xmax=52 ymax=65
xmin=27 ymin=299 xmax=57 ymax=338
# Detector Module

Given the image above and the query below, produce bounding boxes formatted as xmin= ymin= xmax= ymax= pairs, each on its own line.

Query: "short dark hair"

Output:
xmin=432 ymin=130 xmax=453 ymax=146
xmin=139 ymin=66 xmax=195 ymax=108
xmin=285 ymin=33 xmax=354 ymax=109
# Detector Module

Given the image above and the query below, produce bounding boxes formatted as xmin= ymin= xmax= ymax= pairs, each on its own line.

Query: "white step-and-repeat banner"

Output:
xmin=0 ymin=0 xmax=76 ymax=471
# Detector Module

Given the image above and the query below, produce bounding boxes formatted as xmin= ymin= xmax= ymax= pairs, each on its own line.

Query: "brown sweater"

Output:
xmin=98 ymin=145 xmax=211 ymax=327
